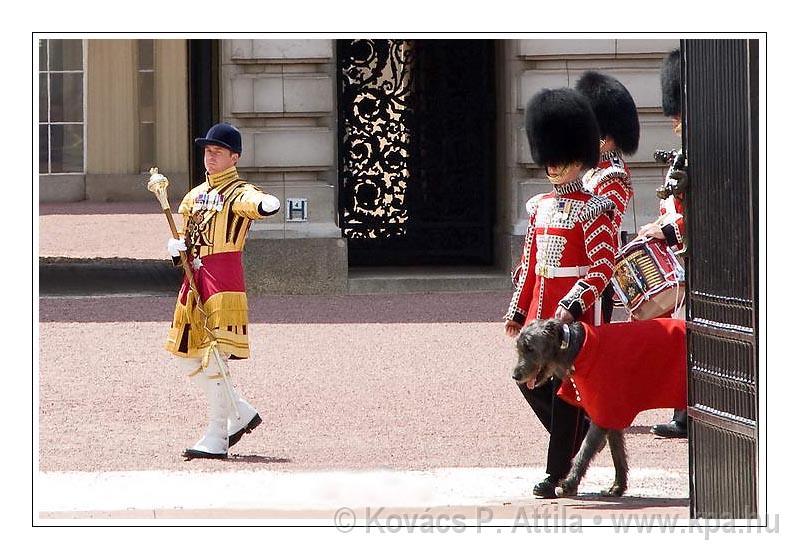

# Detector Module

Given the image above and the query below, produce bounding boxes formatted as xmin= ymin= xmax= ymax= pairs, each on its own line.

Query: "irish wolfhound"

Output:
xmin=512 ymin=318 xmax=686 ymax=497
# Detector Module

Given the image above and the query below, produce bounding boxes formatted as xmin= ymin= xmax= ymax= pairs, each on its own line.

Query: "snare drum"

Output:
xmin=610 ymin=237 xmax=685 ymax=321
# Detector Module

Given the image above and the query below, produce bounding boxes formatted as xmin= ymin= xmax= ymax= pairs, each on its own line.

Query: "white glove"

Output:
xmin=167 ymin=237 xmax=187 ymax=257
xmin=259 ymin=195 xmax=281 ymax=215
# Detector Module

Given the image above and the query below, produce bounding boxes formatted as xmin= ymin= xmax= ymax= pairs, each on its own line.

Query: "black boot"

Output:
xmin=533 ymin=474 xmax=561 ymax=498
xmin=651 ymin=409 xmax=687 ymax=438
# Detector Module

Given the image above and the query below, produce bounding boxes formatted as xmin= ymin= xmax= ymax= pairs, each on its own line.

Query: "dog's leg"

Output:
xmin=601 ymin=429 xmax=628 ymax=497
xmin=556 ymin=422 xmax=607 ymax=497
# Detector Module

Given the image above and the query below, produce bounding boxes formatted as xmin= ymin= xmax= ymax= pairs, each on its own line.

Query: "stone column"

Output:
xmin=155 ymin=40 xmax=189 ymax=194
xmin=84 ymin=39 xmax=138 ymax=201
xmin=81 ymin=39 xmax=191 ymax=202
xmin=220 ymin=39 xmax=346 ymax=294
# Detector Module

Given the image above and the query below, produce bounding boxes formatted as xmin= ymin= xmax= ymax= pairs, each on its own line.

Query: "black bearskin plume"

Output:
xmin=575 ymin=71 xmax=640 ymax=155
xmin=525 ymin=88 xmax=600 ymax=169
xmin=661 ymin=49 xmax=681 ymax=117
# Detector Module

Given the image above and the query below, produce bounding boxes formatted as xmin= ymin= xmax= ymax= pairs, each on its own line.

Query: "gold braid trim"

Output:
xmin=165 ymin=291 xmax=251 ymax=360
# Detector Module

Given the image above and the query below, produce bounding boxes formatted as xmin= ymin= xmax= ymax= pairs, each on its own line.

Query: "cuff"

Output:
xmin=561 ymin=301 xmax=583 ymax=320
xmin=504 ymin=309 xmax=527 ymax=326
xmin=661 ymin=223 xmax=680 ymax=248
xmin=559 ymin=280 xmax=591 ymax=320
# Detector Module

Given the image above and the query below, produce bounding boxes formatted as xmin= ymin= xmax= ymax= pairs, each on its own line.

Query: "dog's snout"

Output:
xmin=512 ymin=371 xmax=522 ymax=381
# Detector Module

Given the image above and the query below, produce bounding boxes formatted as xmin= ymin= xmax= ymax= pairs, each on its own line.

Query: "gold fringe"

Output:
xmin=164 ymin=290 xmax=251 ymax=359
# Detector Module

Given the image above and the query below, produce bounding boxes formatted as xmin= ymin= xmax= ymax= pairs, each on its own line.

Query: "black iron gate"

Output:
xmin=684 ymin=39 xmax=759 ymax=518
xmin=337 ymin=39 xmax=496 ymax=266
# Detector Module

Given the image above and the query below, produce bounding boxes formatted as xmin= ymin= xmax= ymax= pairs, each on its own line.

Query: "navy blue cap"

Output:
xmin=195 ymin=122 xmax=242 ymax=154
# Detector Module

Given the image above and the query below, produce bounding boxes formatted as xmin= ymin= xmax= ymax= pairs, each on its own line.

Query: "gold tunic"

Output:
xmin=165 ymin=166 xmax=275 ymax=360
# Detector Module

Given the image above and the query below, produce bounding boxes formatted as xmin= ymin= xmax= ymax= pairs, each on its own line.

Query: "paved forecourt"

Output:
xmin=37 ymin=292 xmax=688 ymax=521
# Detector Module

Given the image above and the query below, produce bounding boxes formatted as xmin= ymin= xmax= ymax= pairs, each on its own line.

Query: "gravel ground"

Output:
xmin=38 ymin=292 xmax=688 ymax=500
xmin=39 ymin=202 xmax=179 ymax=260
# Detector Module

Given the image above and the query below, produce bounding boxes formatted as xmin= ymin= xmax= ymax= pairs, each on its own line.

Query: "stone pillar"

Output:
xmin=155 ymin=40 xmax=189 ymax=191
xmin=220 ymin=39 xmax=346 ymax=294
xmin=81 ymin=39 xmax=190 ymax=202
xmin=83 ymin=40 xmax=142 ymax=202
xmin=85 ymin=40 xmax=137 ymax=174
xmin=498 ymin=38 xmax=681 ymax=272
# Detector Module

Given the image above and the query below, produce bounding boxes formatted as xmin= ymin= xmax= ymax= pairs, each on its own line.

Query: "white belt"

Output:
xmin=534 ymin=264 xmax=590 ymax=279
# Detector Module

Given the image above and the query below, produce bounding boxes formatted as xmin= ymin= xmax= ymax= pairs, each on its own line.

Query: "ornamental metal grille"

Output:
xmin=338 ymin=39 xmax=414 ymax=240
xmin=684 ymin=39 xmax=759 ymax=519
xmin=337 ymin=39 xmax=496 ymax=266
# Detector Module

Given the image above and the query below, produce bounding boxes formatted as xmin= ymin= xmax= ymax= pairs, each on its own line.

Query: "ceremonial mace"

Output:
xmin=146 ymin=167 xmax=241 ymax=420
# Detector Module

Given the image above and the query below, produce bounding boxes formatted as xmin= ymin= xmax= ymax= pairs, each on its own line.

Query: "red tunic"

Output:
xmin=557 ymin=319 xmax=688 ymax=430
xmin=583 ymin=151 xmax=633 ymax=242
xmin=506 ymin=179 xmax=617 ymax=326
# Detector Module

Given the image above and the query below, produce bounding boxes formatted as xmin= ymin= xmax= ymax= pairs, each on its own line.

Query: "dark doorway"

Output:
xmin=337 ymin=39 xmax=497 ymax=266
xmin=187 ymin=39 xmax=219 ymax=187
xmin=684 ymin=39 xmax=759 ymax=518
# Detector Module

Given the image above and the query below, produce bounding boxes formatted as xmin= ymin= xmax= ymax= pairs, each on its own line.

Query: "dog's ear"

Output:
xmin=542 ymin=319 xmax=563 ymax=344
xmin=517 ymin=328 xmax=535 ymax=352
xmin=517 ymin=322 xmax=544 ymax=355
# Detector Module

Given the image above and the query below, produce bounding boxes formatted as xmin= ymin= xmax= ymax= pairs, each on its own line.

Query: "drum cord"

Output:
xmin=673 ymin=271 xmax=686 ymax=317
xmin=667 ymin=263 xmax=686 ymax=318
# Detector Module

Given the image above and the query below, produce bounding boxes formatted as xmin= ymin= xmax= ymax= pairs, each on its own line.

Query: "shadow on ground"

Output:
xmin=39 ymin=292 xmax=512 ymax=324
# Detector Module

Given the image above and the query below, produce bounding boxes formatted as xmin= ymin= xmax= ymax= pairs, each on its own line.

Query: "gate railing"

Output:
xmin=684 ymin=38 xmax=759 ymax=518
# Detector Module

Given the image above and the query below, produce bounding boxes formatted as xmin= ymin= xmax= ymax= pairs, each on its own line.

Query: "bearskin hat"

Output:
xmin=575 ymin=71 xmax=640 ymax=155
xmin=525 ymin=88 xmax=600 ymax=169
xmin=661 ymin=49 xmax=682 ymax=117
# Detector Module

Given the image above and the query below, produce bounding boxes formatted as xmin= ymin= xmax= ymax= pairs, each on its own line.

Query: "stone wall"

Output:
xmin=497 ymin=38 xmax=681 ymax=272
xmin=43 ymin=38 xmax=684 ymax=293
xmin=221 ymin=39 xmax=341 ymax=239
xmin=220 ymin=39 xmax=347 ymax=293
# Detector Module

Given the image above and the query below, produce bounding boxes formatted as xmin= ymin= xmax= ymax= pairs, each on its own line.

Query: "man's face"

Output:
xmin=671 ymin=114 xmax=682 ymax=136
xmin=545 ymin=162 xmax=582 ymax=185
xmin=204 ymin=145 xmax=239 ymax=175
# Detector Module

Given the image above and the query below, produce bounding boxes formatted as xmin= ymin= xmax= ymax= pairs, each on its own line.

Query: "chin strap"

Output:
xmin=560 ymin=323 xmax=571 ymax=351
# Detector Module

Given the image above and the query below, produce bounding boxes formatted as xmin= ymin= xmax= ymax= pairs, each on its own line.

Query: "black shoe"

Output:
xmin=228 ymin=414 xmax=263 ymax=448
xmin=650 ymin=420 xmax=687 ymax=438
xmin=532 ymin=475 xmax=560 ymax=498
xmin=182 ymin=448 xmax=228 ymax=461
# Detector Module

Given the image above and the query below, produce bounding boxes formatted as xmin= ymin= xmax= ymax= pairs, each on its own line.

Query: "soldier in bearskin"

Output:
xmin=640 ymin=49 xmax=687 ymax=254
xmin=575 ymin=70 xmax=640 ymax=322
xmin=504 ymin=88 xmax=618 ymax=498
xmin=641 ymin=49 xmax=690 ymax=439
xmin=165 ymin=122 xmax=281 ymax=459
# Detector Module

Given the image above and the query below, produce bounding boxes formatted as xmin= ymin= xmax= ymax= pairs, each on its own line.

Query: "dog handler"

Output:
xmin=504 ymin=89 xmax=618 ymax=498
xmin=164 ymin=122 xmax=281 ymax=459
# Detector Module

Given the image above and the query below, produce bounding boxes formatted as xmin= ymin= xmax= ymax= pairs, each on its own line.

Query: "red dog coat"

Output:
xmin=557 ymin=318 xmax=687 ymax=430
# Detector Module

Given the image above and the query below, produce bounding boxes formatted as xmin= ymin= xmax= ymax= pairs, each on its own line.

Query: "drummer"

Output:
xmin=575 ymin=71 xmax=640 ymax=322
xmin=638 ymin=49 xmax=689 ymax=439
xmin=638 ymin=49 xmax=687 ymax=256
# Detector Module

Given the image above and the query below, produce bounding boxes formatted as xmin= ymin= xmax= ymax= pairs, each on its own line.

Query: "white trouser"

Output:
xmin=186 ymin=354 xmax=259 ymax=440
xmin=186 ymin=355 xmax=231 ymax=456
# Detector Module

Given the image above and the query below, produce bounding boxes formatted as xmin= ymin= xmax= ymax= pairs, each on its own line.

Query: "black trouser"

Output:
xmin=518 ymin=377 xmax=589 ymax=479
xmin=601 ymin=284 xmax=615 ymax=324
xmin=672 ymin=408 xmax=688 ymax=426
